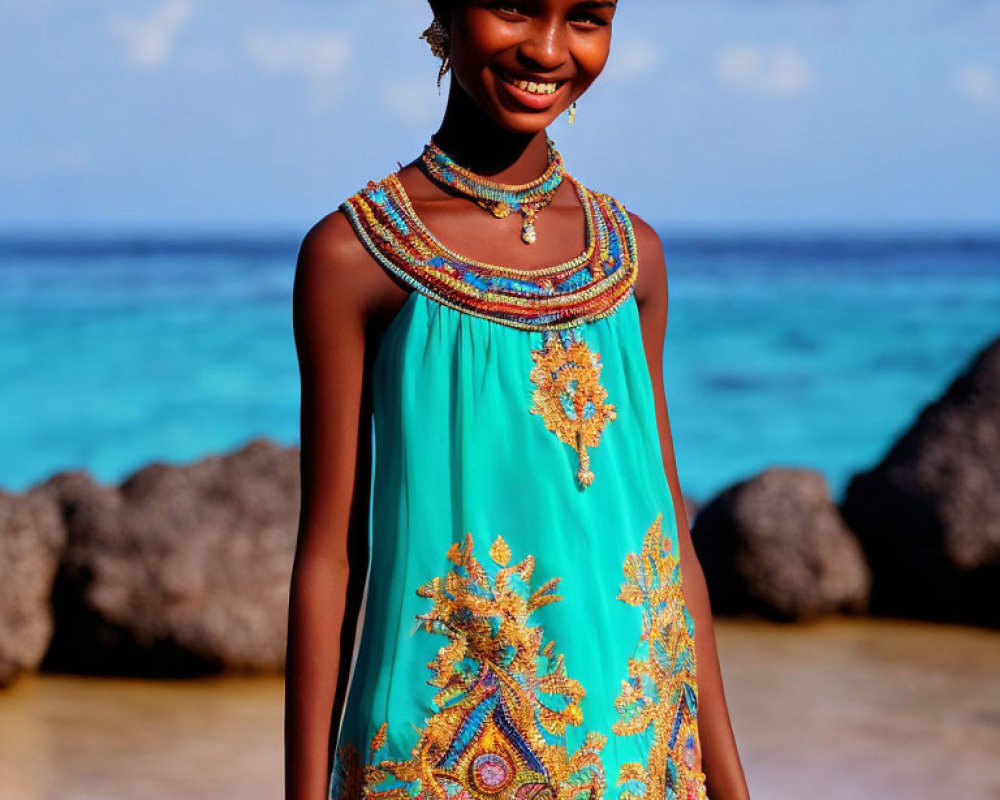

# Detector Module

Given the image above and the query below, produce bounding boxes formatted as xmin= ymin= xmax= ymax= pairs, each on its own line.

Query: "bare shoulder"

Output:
xmin=295 ymin=210 xmax=377 ymax=306
xmin=624 ymin=208 xmax=667 ymax=308
xmin=293 ymin=207 xmax=409 ymax=334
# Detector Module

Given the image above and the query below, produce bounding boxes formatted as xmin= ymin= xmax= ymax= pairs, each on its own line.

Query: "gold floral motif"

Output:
xmin=331 ymin=741 xmax=365 ymax=800
xmin=529 ymin=329 xmax=616 ymax=488
xmin=331 ymin=533 xmax=607 ymax=800
xmin=613 ymin=515 xmax=708 ymax=800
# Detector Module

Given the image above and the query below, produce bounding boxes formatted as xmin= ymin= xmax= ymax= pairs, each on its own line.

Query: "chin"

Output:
xmin=485 ymin=94 xmax=568 ymax=135
xmin=460 ymin=72 xmax=571 ymax=134
xmin=493 ymin=112 xmax=560 ymax=135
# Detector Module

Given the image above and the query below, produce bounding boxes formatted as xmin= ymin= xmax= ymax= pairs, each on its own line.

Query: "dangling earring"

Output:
xmin=567 ymin=100 xmax=578 ymax=125
xmin=420 ymin=17 xmax=451 ymax=93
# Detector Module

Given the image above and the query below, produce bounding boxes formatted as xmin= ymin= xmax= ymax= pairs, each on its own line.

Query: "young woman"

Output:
xmin=285 ymin=2 xmax=750 ymax=799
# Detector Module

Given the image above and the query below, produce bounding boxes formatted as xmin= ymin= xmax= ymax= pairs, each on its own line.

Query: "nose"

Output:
xmin=517 ymin=16 xmax=568 ymax=71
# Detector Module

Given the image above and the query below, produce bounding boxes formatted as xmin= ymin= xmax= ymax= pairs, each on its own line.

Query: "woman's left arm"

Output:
xmin=630 ymin=211 xmax=752 ymax=800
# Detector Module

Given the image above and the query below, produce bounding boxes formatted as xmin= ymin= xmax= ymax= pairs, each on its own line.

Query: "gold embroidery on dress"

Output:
xmin=613 ymin=514 xmax=708 ymax=800
xmin=331 ymin=533 xmax=607 ymax=800
xmin=529 ymin=328 xmax=616 ymax=488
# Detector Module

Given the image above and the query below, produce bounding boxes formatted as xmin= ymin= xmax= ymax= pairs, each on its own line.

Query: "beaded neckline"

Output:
xmin=340 ymin=169 xmax=638 ymax=331
xmin=386 ymin=171 xmax=596 ymax=278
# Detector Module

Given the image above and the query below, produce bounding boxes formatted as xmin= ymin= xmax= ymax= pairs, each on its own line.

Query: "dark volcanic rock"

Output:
xmin=692 ymin=467 xmax=870 ymax=622
xmin=40 ymin=439 xmax=300 ymax=676
xmin=0 ymin=488 xmax=66 ymax=686
xmin=841 ymin=336 xmax=1000 ymax=628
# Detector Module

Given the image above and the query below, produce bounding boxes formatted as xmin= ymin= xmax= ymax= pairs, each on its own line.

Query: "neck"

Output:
xmin=432 ymin=83 xmax=552 ymax=183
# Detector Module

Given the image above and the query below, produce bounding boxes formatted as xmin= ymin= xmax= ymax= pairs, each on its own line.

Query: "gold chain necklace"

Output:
xmin=419 ymin=137 xmax=565 ymax=245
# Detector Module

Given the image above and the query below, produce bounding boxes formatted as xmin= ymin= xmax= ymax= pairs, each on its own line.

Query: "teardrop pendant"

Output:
xmin=420 ymin=137 xmax=563 ymax=246
xmin=521 ymin=218 xmax=537 ymax=245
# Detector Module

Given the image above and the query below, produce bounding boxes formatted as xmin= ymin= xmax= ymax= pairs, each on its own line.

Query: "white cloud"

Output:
xmin=107 ymin=0 xmax=193 ymax=69
xmin=244 ymin=31 xmax=352 ymax=80
xmin=604 ymin=40 xmax=659 ymax=82
xmin=381 ymin=79 xmax=441 ymax=127
xmin=715 ymin=44 xmax=815 ymax=97
xmin=956 ymin=64 xmax=1000 ymax=109
xmin=243 ymin=31 xmax=353 ymax=114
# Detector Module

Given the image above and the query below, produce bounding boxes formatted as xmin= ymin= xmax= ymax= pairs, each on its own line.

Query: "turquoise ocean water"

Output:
xmin=2 ymin=234 xmax=997 ymax=503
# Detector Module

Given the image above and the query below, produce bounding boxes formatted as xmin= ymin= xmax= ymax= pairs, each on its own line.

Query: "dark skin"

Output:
xmin=286 ymin=2 xmax=751 ymax=799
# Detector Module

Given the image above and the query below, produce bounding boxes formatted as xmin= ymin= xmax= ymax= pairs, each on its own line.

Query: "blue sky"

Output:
xmin=2 ymin=0 xmax=998 ymax=232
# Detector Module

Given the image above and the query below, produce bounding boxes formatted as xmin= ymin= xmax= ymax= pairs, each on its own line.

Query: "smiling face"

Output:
xmin=443 ymin=0 xmax=617 ymax=134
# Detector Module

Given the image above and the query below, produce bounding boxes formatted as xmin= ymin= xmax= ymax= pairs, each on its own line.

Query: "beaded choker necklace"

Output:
xmin=419 ymin=136 xmax=564 ymax=246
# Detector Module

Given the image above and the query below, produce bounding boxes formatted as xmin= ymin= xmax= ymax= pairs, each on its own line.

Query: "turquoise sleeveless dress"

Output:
xmin=331 ymin=168 xmax=709 ymax=800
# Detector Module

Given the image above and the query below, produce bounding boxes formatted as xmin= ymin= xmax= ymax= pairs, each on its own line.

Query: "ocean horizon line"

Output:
xmin=2 ymin=226 xmax=1000 ymax=261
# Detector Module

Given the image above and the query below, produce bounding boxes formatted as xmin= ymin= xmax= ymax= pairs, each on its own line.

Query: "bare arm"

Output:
xmin=631 ymin=213 xmax=752 ymax=800
xmin=285 ymin=213 xmax=379 ymax=800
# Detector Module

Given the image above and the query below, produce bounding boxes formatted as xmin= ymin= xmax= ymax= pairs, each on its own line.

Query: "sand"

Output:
xmin=0 ymin=617 xmax=997 ymax=800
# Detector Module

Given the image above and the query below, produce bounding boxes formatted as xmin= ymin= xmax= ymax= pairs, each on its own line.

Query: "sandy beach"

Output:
xmin=1 ymin=616 xmax=997 ymax=800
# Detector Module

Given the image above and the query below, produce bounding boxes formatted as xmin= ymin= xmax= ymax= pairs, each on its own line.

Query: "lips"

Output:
xmin=494 ymin=67 xmax=569 ymax=111
xmin=496 ymin=67 xmax=564 ymax=95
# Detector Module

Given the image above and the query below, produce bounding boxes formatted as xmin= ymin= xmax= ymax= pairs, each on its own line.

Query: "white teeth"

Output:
xmin=501 ymin=70 xmax=559 ymax=95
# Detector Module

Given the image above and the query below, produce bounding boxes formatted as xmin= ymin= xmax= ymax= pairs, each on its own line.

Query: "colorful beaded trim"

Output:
xmin=339 ymin=170 xmax=638 ymax=332
xmin=420 ymin=136 xmax=565 ymax=245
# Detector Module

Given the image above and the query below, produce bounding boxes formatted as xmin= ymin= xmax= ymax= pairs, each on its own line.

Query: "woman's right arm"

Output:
xmin=285 ymin=212 xmax=378 ymax=800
